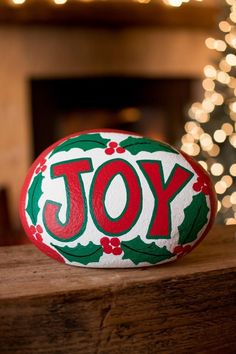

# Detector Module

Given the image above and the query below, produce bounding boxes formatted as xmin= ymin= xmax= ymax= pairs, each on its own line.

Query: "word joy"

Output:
xmin=43 ymin=158 xmax=193 ymax=240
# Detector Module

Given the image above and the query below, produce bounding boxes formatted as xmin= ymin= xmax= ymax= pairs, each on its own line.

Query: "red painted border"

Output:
xmin=179 ymin=150 xmax=217 ymax=252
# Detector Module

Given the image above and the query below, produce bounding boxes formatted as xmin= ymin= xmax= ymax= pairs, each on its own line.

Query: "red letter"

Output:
xmin=138 ymin=160 xmax=193 ymax=238
xmin=43 ymin=159 xmax=93 ymax=240
xmin=90 ymin=159 xmax=142 ymax=235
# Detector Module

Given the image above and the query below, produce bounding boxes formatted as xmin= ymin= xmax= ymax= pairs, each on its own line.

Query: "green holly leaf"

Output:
xmin=178 ymin=193 xmax=209 ymax=245
xmin=121 ymin=236 xmax=173 ymax=265
xmin=26 ymin=172 xmax=44 ymax=225
xmin=120 ymin=136 xmax=178 ymax=155
xmin=52 ymin=242 xmax=103 ymax=265
xmin=50 ymin=133 xmax=110 ymax=156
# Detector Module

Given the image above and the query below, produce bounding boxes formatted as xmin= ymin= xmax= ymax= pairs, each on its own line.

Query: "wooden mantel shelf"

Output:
xmin=1 ymin=225 xmax=236 ymax=353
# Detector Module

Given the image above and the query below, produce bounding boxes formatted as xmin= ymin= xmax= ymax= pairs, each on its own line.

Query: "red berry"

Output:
xmin=174 ymin=245 xmax=184 ymax=254
xmin=202 ymin=185 xmax=209 ymax=195
xmin=105 ymin=148 xmax=114 ymax=155
xmin=116 ymin=147 xmax=125 ymax=154
xmin=35 ymin=233 xmax=43 ymax=242
xmin=100 ymin=237 xmax=110 ymax=246
xmin=35 ymin=167 xmax=41 ymax=174
xmin=103 ymin=245 xmax=113 ymax=254
xmin=110 ymin=238 xmax=120 ymax=247
xmin=109 ymin=141 xmax=118 ymax=148
xmin=41 ymin=165 xmax=47 ymax=172
xmin=36 ymin=225 xmax=43 ymax=233
xmin=193 ymin=182 xmax=201 ymax=192
xmin=112 ymin=247 xmax=122 ymax=255
xmin=30 ymin=225 xmax=36 ymax=233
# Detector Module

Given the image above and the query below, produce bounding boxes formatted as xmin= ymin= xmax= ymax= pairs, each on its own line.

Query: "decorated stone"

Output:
xmin=19 ymin=130 xmax=217 ymax=268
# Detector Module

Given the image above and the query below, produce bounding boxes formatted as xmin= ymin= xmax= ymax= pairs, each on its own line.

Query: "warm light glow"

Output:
xmin=205 ymin=37 xmax=215 ymax=50
xmin=229 ymin=77 xmax=236 ymax=88
xmin=199 ymin=133 xmax=212 ymax=148
xmin=229 ymin=163 xmax=236 ymax=176
xmin=218 ymin=179 xmax=227 ymax=189
xmin=215 ymin=40 xmax=227 ymax=52
xmin=202 ymin=99 xmax=214 ymax=113
xmin=53 ymin=0 xmax=67 ymax=4
xmin=217 ymin=200 xmax=222 ymax=212
xmin=225 ymin=33 xmax=236 ymax=49
xmin=162 ymin=0 xmax=182 ymax=6
xmin=230 ymin=11 xmax=236 ymax=24
xmin=193 ymin=127 xmax=204 ymax=139
xmin=229 ymin=110 xmax=236 ymax=121
xmin=184 ymin=121 xmax=197 ymax=133
xmin=230 ymin=101 xmax=236 ymax=112
xmin=181 ymin=143 xmax=200 ymax=156
xmin=181 ymin=134 xmax=194 ymax=144
xmin=190 ymin=102 xmax=203 ymax=115
xmin=230 ymin=192 xmax=236 ymax=204
xmin=221 ymin=175 xmax=233 ymax=188
xmin=185 ymin=123 xmax=203 ymax=139
xmin=192 ymin=144 xmax=200 ymax=156
xmin=137 ymin=0 xmax=151 ymax=3
xmin=204 ymin=91 xmax=212 ymax=99
xmin=204 ymin=65 xmax=217 ymax=79
xmin=202 ymin=144 xmax=213 ymax=152
xmin=217 ymin=71 xmax=230 ymax=84
xmin=221 ymin=123 xmax=234 ymax=135
xmin=188 ymin=103 xmax=210 ymax=123
xmin=229 ymin=133 xmax=236 ymax=147
xmin=192 ymin=143 xmax=200 ymax=156
xmin=219 ymin=21 xmax=231 ymax=33
xmin=225 ymin=218 xmax=236 ymax=225
xmin=213 ymin=129 xmax=227 ymax=143
xmin=226 ymin=0 xmax=235 ymax=6
xmin=222 ymin=195 xmax=232 ymax=208
xmin=215 ymin=181 xmax=227 ymax=194
xmin=211 ymin=163 xmax=224 ymax=176
xmin=202 ymin=79 xmax=215 ymax=91
xmin=11 ymin=0 xmax=26 ymax=3
xmin=162 ymin=0 xmax=204 ymax=5
xmin=219 ymin=59 xmax=231 ymax=72
xmin=195 ymin=110 xmax=209 ymax=123
xmin=208 ymin=144 xmax=220 ymax=157
xmin=210 ymin=92 xmax=224 ymax=106
xmin=226 ymin=53 xmax=236 ymax=66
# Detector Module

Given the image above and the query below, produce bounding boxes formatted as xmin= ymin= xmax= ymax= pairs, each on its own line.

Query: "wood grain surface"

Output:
xmin=0 ymin=225 xmax=236 ymax=353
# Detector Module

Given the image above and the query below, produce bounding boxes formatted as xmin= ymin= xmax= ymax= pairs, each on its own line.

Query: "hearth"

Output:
xmin=30 ymin=76 xmax=192 ymax=158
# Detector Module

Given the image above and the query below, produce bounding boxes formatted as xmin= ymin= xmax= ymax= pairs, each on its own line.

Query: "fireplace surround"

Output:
xmin=31 ymin=76 xmax=193 ymax=158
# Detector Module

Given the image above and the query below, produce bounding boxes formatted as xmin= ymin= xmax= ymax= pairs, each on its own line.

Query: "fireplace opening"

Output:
xmin=30 ymin=77 xmax=193 ymax=159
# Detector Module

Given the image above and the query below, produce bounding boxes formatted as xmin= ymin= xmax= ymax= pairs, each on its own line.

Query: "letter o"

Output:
xmin=90 ymin=159 xmax=142 ymax=235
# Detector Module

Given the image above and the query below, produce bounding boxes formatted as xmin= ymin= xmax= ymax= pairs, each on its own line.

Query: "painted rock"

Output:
xmin=19 ymin=130 xmax=217 ymax=268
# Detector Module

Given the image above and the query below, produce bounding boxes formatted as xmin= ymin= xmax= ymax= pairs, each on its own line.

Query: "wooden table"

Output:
xmin=1 ymin=225 xmax=236 ymax=354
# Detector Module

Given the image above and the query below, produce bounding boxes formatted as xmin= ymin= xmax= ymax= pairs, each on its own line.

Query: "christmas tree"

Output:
xmin=180 ymin=0 xmax=236 ymax=224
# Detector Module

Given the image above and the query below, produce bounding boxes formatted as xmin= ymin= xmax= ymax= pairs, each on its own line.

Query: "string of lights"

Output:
xmin=181 ymin=0 xmax=236 ymax=224
xmin=9 ymin=0 xmax=202 ymax=7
